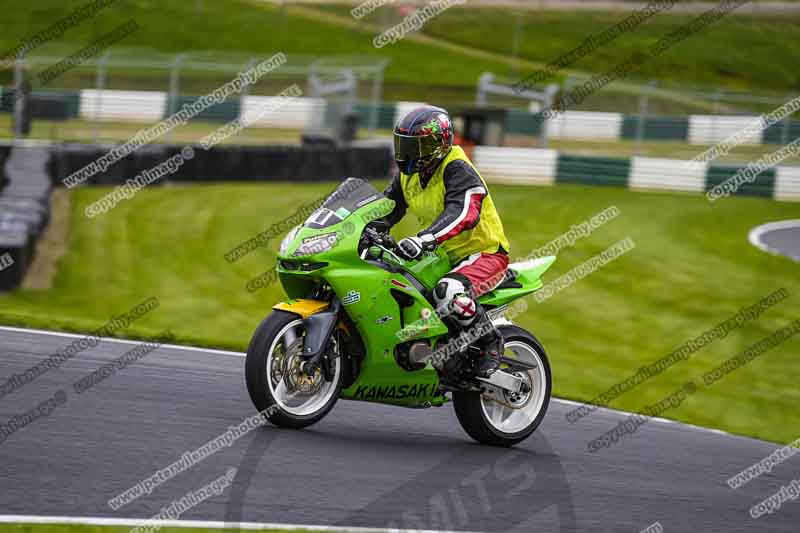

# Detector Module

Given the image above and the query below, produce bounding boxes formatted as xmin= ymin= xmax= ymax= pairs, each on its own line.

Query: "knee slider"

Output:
xmin=434 ymin=277 xmax=477 ymax=327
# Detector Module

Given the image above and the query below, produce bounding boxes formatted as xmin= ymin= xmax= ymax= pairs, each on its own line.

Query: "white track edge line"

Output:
xmin=551 ymin=398 xmax=582 ymax=406
xmin=0 ymin=325 xmax=245 ymax=357
xmin=550 ymin=400 xmax=734 ymax=437
xmin=0 ymin=515 xmax=481 ymax=533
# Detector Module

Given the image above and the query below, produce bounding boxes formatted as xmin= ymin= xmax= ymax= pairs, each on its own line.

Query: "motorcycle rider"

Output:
xmin=383 ymin=105 xmax=510 ymax=378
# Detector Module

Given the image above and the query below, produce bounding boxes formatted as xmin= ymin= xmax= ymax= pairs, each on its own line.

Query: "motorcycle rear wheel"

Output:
xmin=453 ymin=325 xmax=551 ymax=446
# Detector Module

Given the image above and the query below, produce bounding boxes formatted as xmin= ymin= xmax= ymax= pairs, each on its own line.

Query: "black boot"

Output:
xmin=469 ymin=305 xmax=503 ymax=378
xmin=475 ymin=328 xmax=503 ymax=378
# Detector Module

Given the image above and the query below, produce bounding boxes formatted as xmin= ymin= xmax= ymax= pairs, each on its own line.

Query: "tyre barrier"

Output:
xmin=49 ymin=143 xmax=394 ymax=185
xmin=0 ymin=145 xmax=10 ymax=191
xmin=0 ymin=145 xmax=53 ymax=292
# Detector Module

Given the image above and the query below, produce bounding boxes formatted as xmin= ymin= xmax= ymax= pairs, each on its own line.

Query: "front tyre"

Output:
xmin=245 ymin=310 xmax=343 ymax=429
xmin=453 ymin=325 xmax=552 ymax=446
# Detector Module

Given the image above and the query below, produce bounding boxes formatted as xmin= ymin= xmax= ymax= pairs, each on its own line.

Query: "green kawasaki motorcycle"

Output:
xmin=245 ymin=178 xmax=556 ymax=446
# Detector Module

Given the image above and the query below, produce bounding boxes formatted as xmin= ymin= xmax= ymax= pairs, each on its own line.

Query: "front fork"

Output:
xmin=273 ymin=298 xmax=342 ymax=382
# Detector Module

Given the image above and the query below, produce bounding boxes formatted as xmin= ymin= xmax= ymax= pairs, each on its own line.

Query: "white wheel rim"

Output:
xmin=480 ymin=340 xmax=548 ymax=434
xmin=266 ymin=319 xmax=341 ymax=417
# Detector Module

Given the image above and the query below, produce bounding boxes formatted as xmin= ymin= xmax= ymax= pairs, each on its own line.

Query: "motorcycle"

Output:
xmin=245 ymin=178 xmax=556 ymax=446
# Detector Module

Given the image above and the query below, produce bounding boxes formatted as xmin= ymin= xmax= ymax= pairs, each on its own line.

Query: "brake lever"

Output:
xmin=382 ymin=234 xmax=397 ymax=250
xmin=364 ymin=225 xmax=397 ymax=250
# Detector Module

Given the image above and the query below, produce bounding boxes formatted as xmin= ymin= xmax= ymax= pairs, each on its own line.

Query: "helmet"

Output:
xmin=393 ymin=105 xmax=454 ymax=176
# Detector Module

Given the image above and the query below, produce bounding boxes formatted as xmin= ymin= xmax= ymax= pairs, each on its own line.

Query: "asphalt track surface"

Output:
xmin=1 ymin=327 xmax=798 ymax=532
xmin=750 ymin=222 xmax=800 ymax=262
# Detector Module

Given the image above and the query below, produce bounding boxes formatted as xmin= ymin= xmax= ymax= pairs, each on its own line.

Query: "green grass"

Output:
xmin=1 ymin=0 xmax=797 ymax=110
xmin=1 ymin=182 xmax=799 ymax=445
xmin=0 ymin=0 xmax=513 ymax=92
xmin=313 ymin=3 xmax=800 ymax=94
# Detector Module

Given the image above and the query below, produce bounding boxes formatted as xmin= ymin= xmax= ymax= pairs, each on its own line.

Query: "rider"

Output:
xmin=382 ymin=105 xmax=510 ymax=378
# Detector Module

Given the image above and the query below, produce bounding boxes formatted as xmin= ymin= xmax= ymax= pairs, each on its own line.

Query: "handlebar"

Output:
xmin=362 ymin=222 xmax=437 ymax=264
xmin=363 ymin=224 xmax=398 ymax=251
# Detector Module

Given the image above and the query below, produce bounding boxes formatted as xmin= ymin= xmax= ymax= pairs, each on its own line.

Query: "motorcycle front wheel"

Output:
xmin=245 ymin=310 xmax=343 ymax=429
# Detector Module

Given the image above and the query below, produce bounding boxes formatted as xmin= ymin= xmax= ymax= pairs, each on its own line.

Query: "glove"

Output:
xmin=397 ymin=233 xmax=437 ymax=260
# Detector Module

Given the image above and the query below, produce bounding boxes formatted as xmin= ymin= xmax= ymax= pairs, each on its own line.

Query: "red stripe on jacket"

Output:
xmin=436 ymin=191 xmax=485 ymax=243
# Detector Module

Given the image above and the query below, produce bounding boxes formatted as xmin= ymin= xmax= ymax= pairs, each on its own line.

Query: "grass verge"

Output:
xmin=312 ymin=2 xmax=800 ymax=94
xmin=1 ymin=1 xmax=797 ymax=109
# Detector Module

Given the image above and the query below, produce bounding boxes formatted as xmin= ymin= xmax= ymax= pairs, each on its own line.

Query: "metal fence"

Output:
xmin=0 ymin=49 xmax=389 ymax=145
xmin=2 ymin=47 xmax=798 ymax=154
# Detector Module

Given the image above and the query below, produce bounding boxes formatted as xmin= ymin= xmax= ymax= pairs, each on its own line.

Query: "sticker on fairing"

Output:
xmin=355 ymin=194 xmax=380 ymax=208
xmin=306 ymin=208 xmax=342 ymax=227
xmin=342 ymin=290 xmax=361 ymax=305
xmin=391 ymin=279 xmax=410 ymax=290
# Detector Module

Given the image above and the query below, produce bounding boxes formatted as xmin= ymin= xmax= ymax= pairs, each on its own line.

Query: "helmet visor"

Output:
xmin=393 ymin=133 xmax=439 ymax=163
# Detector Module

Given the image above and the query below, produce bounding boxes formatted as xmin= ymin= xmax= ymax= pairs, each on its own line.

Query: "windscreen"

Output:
xmin=303 ymin=177 xmax=383 ymax=229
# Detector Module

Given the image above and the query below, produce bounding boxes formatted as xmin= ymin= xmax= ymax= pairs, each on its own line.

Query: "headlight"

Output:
xmin=293 ymin=232 xmax=338 ymax=256
xmin=279 ymin=225 xmax=301 ymax=255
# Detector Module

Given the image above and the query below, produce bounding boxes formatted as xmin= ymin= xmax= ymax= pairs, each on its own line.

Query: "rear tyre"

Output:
xmin=245 ymin=310 xmax=343 ymax=429
xmin=453 ymin=325 xmax=551 ymax=446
